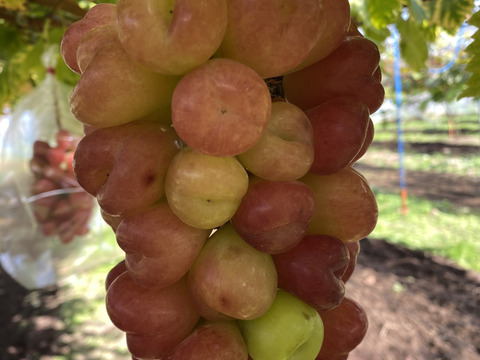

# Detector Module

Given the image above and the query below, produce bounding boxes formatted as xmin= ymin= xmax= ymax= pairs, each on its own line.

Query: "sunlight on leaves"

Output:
xmin=407 ymin=0 xmax=428 ymax=24
xmin=366 ymin=0 xmax=402 ymax=29
xmin=430 ymin=0 xmax=474 ymax=32
xmin=396 ymin=18 xmax=429 ymax=71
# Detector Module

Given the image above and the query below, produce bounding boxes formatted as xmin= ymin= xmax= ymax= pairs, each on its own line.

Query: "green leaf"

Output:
xmin=458 ymin=74 xmax=480 ymax=99
xmin=0 ymin=24 xmax=24 ymax=60
xmin=366 ymin=0 xmax=403 ymax=28
xmin=467 ymin=8 xmax=480 ymax=27
xmin=0 ymin=36 xmax=47 ymax=106
xmin=349 ymin=0 xmax=391 ymax=48
xmin=429 ymin=0 xmax=474 ymax=31
xmin=396 ymin=18 xmax=429 ymax=71
xmin=458 ymin=10 xmax=480 ymax=99
xmin=424 ymin=64 xmax=468 ymax=103
xmin=464 ymin=35 xmax=480 ymax=55
xmin=407 ymin=0 xmax=428 ymax=23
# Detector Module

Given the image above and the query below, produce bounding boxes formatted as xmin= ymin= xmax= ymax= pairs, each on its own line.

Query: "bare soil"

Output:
xmin=347 ymin=137 xmax=480 ymax=360
xmin=355 ymin=139 xmax=480 ymax=211
xmin=0 ymin=139 xmax=479 ymax=360
xmin=348 ymin=238 xmax=480 ymax=360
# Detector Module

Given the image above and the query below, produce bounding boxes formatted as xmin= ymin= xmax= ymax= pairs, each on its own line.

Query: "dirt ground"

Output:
xmin=0 ymin=138 xmax=479 ymax=360
xmin=1 ymin=237 xmax=478 ymax=360
xmin=355 ymin=140 xmax=480 ymax=210
xmin=348 ymin=238 xmax=480 ymax=360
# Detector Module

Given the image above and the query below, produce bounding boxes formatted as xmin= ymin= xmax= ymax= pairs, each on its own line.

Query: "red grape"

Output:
xmin=63 ymin=1 xmax=385 ymax=357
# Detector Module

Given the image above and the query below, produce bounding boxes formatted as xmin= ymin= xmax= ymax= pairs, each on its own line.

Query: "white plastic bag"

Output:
xmin=0 ymin=46 xmax=122 ymax=289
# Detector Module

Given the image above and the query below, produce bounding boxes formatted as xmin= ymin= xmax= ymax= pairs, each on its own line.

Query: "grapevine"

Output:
xmin=61 ymin=0 xmax=385 ymax=359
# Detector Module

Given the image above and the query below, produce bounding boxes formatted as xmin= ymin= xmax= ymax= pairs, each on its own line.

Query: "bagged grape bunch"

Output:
xmin=0 ymin=45 xmax=121 ymax=290
xmin=62 ymin=0 xmax=384 ymax=359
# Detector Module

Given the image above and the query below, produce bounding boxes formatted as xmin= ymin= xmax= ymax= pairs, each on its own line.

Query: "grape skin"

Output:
xmin=64 ymin=1 xmax=384 ymax=358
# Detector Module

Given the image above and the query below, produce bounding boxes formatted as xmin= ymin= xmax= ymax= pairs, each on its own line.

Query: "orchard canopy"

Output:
xmin=0 ymin=0 xmax=479 ymax=108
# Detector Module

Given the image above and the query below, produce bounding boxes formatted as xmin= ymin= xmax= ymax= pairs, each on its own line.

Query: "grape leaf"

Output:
xmin=0 ymin=23 xmax=78 ymax=106
xmin=407 ymin=0 xmax=427 ymax=24
xmin=458 ymin=72 xmax=480 ymax=99
xmin=468 ymin=8 xmax=480 ymax=27
xmin=365 ymin=0 xmax=402 ymax=29
xmin=458 ymin=10 xmax=480 ymax=99
xmin=396 ymin=18 xmax=429 ymax=72
xmin=349 ymin=0 xmax=391 ymax=49
xmin=429 ymin=0 xmax=474 ymax=32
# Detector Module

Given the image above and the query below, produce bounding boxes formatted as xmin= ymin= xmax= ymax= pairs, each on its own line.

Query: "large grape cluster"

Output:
xmin=61 ymin=1 xmax=384 ymax=359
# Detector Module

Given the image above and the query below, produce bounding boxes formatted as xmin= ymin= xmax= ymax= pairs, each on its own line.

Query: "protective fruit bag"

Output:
xmin=0 ymin=46 xmax=121 ymax=290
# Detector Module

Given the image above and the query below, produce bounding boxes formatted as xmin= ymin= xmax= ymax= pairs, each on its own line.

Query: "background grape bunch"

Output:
xmin=61 ymin=0 xmax=385 ymax=359
xmin=29 ymin=129 xmax=95 ymax=244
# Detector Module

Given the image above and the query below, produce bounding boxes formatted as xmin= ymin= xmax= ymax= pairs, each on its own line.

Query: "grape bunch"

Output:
xmin=61 ymin=0 xmax=384 ymax=359
xmin=29 ymin=129 xmax=95 ymax=244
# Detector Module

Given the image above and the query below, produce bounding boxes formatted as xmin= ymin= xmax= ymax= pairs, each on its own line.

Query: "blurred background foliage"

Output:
xmin=0 ymin=0 xmax=479 ymax=109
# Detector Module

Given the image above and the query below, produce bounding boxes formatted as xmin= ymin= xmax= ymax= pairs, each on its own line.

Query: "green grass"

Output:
xmin=362 ymin=114 xmax=480 ymax=272
xmin=374 ymin=115 xmax=480 ymax=144
xmin=370 ymin=188 xmax=480 ymax=272
xmin=365 ymin=114 xmax=480 ymax=177
xmin=360 ymin=150 xmax=480 ymax=177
